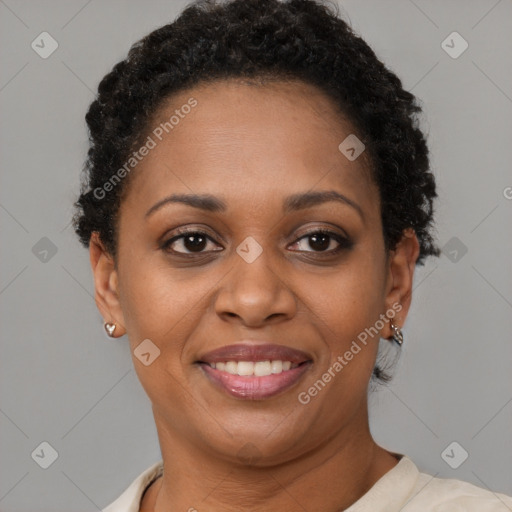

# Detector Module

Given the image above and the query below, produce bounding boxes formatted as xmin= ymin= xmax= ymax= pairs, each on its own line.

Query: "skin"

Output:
xmin=90 ymin=78 xmax=420 ymax=512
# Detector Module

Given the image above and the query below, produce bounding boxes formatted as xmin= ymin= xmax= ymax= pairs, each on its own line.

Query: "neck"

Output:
xmin=145 ymin=405 xmax=398 ymax=512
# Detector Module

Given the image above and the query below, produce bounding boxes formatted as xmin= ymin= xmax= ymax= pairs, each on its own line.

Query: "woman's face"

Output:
xmin=91 ymin=79 xmax=419 ymax=465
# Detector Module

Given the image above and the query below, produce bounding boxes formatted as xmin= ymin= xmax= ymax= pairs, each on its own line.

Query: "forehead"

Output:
xmin=122 ymin=78 xmax=378 ymax=214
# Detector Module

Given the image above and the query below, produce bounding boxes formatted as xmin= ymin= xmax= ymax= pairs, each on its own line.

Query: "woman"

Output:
xmin=72 ymin=0 xmax=512 ymax=510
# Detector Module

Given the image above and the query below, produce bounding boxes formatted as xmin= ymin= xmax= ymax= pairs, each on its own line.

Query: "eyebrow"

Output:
xmin=145 ymin=190 xmax=364 ymax=220
xmin=283 ymin=190 xmax=364 ymax=220
xmin=145 ymin=193 xmax=226 ymax=218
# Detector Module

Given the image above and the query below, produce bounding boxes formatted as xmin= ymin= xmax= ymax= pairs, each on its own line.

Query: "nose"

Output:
xmin=214 ymin=249 xmax=297 ymax=327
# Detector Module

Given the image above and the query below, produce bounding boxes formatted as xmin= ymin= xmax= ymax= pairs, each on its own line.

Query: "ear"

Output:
xmin=89 ymin=232 xmax=126 ymax=337
xmin=382 ymin=228 xmax=420 ymax=340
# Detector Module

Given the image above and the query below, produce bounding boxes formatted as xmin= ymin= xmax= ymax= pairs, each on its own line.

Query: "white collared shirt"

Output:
xmin=102 ymin=454 xmax=512 ymax=511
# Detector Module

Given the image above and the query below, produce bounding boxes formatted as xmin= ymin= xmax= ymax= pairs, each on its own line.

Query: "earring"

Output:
xmin=390 ymin=323 xmax=403 ymax=346
xmin=104 ymin=322 xmax=116 ymax=337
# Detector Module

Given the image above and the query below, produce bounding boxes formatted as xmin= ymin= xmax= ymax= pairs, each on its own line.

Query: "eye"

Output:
xmin=161 ymin=229 xmax=223 ymax=255
xmin=289 ymin=229 xmax=352 ymax=254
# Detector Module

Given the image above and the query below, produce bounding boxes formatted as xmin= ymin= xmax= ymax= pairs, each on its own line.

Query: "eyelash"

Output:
xmin=161 ymin=227 xmax=352 ymax=257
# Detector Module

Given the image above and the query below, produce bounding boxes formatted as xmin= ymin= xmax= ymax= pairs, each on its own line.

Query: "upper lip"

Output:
xmin=197 ymin=342 xmax=312 ymax=364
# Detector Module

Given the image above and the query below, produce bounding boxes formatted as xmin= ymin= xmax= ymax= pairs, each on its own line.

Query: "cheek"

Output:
xmin=117 ymin=265 xmax=202 ymax=408
xmin=117 ymin=261 xmax=223 ymax=374
xmin=118 ymin=261 xmax=197 ymax=336
xmin=305 ymin=258 xmax=385 ymax=339
xmin=298 ymin=257 xmax=385 ymax=402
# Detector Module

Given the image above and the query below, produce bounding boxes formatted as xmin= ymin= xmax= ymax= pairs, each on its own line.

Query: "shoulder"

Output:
xmin=405 ymin=468 xmax=512 ymax=511
xmin=102 ymin=460 xmax=164 ymax=512
xmin=344 ymin=454 xmax=511 ymax=512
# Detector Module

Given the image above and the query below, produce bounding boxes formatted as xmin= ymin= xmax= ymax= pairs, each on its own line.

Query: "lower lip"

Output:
xmin=199 ymin=362 xmax=312 ymax=400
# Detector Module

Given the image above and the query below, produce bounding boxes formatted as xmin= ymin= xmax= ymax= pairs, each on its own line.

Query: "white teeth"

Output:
xmin=271 ymin=360 xmax=282 ymax=374
xmin=225 ymin=361 xmax=238 ymax=374
xmin=208 ymin=360 xmax=299 ymax=376
xmin=237 ymin=361 xmax=254 ymax=376
xmin=254 ymin=361 xmax=272 ymax=376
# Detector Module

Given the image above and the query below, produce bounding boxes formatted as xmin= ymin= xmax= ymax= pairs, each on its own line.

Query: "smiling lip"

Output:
xmin=197 ymin=342 xmax=312 ymax=364
xmin=196 ymin=342 xmax=313 ymax=400
xmin=200 ymin=362 xmax=312 ymax=399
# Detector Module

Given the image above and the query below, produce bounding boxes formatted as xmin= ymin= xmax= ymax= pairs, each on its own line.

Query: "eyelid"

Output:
xmin=161 ymin=227 xmax=223 ymax=253
xmin=161 ymin=225 xmax=221 ymax=245
xmin=289 ymin=228 xmax=351 ymax=252
xmin=288 ymin=222 xmax=351 ymax=244
xmin=292 ymin=224 xmax=349 ymax=240
xmin=161 ymin=225 xmax=352 ymax=257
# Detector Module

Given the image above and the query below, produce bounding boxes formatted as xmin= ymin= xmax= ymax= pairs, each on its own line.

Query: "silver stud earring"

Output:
xmin=104 ymin=322 xmax=116 ymax=337
xmin=390 ymin=323 xmax=403 ymax=346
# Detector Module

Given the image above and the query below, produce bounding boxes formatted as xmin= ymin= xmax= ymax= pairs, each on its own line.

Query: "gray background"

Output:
xmin=1 ymin=0 xmax=511 ymax=510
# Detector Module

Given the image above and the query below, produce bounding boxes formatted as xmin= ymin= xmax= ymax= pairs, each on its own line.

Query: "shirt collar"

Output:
xmin=102 ymin=454 xmax=420 ymax=512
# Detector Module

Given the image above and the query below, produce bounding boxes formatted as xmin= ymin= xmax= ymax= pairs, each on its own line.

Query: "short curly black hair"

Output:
xmin=73 ymin=0 xmax=440 ymax=268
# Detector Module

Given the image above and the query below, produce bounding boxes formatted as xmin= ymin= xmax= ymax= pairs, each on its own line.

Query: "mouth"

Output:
xmin=196 ymin=342 xmax=313 ymax=400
